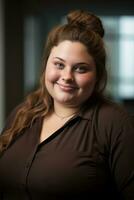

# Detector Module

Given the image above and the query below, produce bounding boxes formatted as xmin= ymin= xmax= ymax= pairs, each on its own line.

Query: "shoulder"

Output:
xmin=90 ymin=98 xmax=134 ymax=153
xmin=83 ymin=96 xmax=132 ymax=126
xmin=94 ymin=98 xmax=134 ymax=141
xmin=97 ymin=98 xmax=132 ymax=124
xmin=90 ymin=97 xmax=133 ymax=132
xmin=1 ymin=102 xmax=24 ymax=133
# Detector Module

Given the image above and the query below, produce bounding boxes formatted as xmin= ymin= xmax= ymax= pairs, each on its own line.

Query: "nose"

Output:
xmin=61 ymin=67 xmax=74 ymax=82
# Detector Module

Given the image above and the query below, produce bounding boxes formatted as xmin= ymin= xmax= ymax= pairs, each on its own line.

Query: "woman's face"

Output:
xmin=45 ymin=40 xmax=96 ymax=108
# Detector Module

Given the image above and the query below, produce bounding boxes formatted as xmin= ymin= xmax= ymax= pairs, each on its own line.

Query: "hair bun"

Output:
xmin=67 ymin=10 xmax=104 ymax=38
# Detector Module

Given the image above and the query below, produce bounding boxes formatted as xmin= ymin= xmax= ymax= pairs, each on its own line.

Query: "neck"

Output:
xmin=53 ymin=102 xmax=79 ymax=120
xmin=54 ymin=110 xmax=78 ymax=120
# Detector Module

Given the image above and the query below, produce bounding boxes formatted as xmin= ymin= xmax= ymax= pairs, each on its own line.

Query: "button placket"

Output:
xmin=20 ymin=144 xmax=39 ymax=189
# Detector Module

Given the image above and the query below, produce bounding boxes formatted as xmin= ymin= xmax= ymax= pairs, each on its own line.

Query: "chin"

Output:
xmin=55 ymin=98 xmax=74 ymax=105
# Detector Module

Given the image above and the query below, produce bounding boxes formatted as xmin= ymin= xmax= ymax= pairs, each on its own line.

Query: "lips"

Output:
xmin=56 ymin=82 xmax=78 ymax=92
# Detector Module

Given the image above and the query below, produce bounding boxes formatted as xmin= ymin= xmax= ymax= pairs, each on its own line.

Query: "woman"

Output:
xmin=0 ymin=9 xmax=134 ymax=199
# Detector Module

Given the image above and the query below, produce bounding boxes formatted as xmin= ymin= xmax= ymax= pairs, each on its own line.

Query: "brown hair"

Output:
xmin=0 ymin=9 xmax=107 ymax=153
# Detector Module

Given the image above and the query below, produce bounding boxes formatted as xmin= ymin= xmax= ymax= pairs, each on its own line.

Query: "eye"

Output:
xmin=74 ymin=66 xmax=89 ymax=73
xmin=54 ymin=62 xmax=64 ymax=69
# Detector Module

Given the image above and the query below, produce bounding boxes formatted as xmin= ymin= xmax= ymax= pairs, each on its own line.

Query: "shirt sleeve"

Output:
xmin=110 ymin=115 xmax=134 ymax=199
xmin=98 ymin=103 xmax=134 ymax=199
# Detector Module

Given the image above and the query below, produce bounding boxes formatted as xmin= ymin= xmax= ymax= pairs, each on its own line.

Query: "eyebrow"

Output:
xmin=54 ymin=57 xmax=65 ymax=62
xmin=54 ymin=57 xmax=91 ymax=66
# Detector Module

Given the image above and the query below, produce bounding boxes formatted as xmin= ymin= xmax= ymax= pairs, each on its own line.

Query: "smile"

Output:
xmin=56 ymin=82 xmax=78 ymax=92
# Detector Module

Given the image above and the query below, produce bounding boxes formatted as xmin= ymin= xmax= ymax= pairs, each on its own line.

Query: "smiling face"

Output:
xmin=45 ymin=40 xmax=96 ymax=108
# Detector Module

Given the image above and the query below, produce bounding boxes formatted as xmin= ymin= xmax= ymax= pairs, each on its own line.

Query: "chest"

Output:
xmin=0 ymin=117 xmax=110 ymax=198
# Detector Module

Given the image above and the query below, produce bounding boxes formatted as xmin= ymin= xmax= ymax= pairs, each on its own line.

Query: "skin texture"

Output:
xmin=45 ymin=40 xmax=97 ymax=109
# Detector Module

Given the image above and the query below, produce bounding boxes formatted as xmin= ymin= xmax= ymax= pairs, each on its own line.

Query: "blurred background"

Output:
xmin=0 ymin=0 xmax=134 ymax=131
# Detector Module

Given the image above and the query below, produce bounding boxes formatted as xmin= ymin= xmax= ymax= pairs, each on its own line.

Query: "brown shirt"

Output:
xmin=0 ymin=99 xmax=134 ymax=199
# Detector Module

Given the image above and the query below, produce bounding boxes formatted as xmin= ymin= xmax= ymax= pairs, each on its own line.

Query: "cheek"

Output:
xmin=45 ymin=67 xmax=59 ymax=83
xmin=76 ymin=74 xmax=96 ymax=89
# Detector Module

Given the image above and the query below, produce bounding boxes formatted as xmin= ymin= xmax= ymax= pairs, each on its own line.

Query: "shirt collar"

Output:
xmin=77 ymin=96 xmax=101 ymax=121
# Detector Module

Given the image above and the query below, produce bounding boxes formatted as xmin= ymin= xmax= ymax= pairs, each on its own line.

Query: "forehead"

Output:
xmin=49 ymin=40 xmax=94 ymax=64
